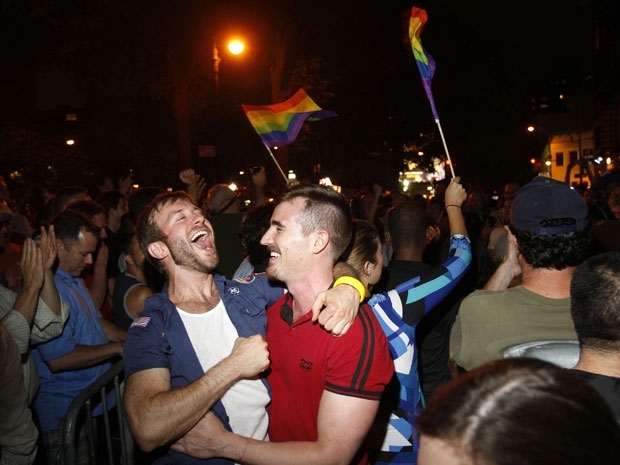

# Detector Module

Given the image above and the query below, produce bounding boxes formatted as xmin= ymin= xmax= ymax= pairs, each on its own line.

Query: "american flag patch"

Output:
xmin=130 ymin=316 xmax=151 ymax=328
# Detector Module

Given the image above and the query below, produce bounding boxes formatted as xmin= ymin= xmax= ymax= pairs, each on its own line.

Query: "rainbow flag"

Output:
xmin=409 ymin=7 xmax=439 ymax=120
xmin=242 ymin=89 xmax=336 ymax=148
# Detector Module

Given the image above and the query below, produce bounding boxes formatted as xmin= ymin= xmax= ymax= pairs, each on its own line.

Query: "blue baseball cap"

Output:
xmin=511 ymin=176 xmax=588 ymax=235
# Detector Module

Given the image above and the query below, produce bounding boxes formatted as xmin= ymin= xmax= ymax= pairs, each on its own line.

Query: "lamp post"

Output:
xmin=213 ymin=42 xmax=221 ymax=127
xmin=213 ymin=38 xmax=246 ymax=130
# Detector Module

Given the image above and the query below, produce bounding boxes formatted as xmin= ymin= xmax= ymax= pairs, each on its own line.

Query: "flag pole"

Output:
xmin=435 ymin=119 xmax=456 ymax=178
xmin=264 ymin=144 xmax=289 ymax=183
xmin=410 ymin=7 xmax=456 ymax=179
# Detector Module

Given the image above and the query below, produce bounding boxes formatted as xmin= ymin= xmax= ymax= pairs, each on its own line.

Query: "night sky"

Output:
xmin=0 ymin=0 xmax=596 ymax=193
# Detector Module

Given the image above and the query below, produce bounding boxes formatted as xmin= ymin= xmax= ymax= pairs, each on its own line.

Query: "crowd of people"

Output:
xmin=1 ymin=167 xmax=620 ymax=465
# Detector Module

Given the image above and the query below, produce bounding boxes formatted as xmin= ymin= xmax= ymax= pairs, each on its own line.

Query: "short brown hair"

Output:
xmin=136 ymin=191 xmax=193 ymax=270
xmin=279 ymin=184 xmax=352 ymax=261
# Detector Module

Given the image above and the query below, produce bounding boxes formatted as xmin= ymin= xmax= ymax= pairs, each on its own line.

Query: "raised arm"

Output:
xmin=483 ymin=226 xmax=522 ymax=291
xmin=376 ymin=177 xmax=471 ymax=324
xmin=87 ymin=241 xmax=109 ymax=310
xmin=1 ymin=238 xmax=45 ymax=354
xmin=28 ymin=225 xmax=70 ymax=344
xmin=12 ymin=226 xmax=70 ymax=346
xmin=179 ymin=168 xmax=206 ymax=206
xmin=38 ymin=225 xmax=61 ymax=315
xmin=365 ymin=183 xmax=383 ymax=224
xmin=251 ymin=166 xmax=267 ymax=206
xmin=444 ymin=176 xmax=468 ymax=237
xmin=12 ymin=238 xmax=44 ymax=328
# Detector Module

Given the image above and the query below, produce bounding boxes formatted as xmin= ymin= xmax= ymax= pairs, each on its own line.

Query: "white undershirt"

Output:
xmin=177 ymin=300 xmax=270 ymax=441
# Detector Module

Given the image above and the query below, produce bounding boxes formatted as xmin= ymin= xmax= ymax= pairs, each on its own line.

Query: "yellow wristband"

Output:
xmin=333 ymin=276 xmax=366 ymax=303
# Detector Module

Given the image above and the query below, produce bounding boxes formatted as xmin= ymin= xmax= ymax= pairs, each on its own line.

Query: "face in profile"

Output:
xmin=261 ymin=198 xmax=312 ymax=283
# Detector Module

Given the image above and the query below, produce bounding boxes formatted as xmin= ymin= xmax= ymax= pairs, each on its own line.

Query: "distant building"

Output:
xmin=547 ymin=130 xmax=596 ymax=188
xmin=526 ymin=0 xmax=619 ymax=189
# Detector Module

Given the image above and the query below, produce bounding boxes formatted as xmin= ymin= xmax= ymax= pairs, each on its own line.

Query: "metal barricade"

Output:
xmin=57 ymin=360 xmax=134 ymax=465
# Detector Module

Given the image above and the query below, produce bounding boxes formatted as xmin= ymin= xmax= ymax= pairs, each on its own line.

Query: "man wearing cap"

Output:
xmin=449 ymin=176 xmax=592 ymax=371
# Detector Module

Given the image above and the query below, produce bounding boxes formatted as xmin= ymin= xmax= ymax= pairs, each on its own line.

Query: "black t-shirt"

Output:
xmin=573 ymin=369 xmax=620 ymax=422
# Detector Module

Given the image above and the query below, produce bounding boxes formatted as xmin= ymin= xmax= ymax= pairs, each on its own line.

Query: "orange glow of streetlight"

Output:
xmin=213 ymin=37 xmax=246 ymax=127
xmin=227 ymin=39 xmax=245 ymax=56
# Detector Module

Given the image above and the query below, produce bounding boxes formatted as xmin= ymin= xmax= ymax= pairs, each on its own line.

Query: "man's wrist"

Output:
xmin=237 ymin=436 xmax=249 ymax=463
xmin=20 ymin=282 xmax=42 ymax=294
xmin=334 ymin=276 xmax=366 ymax=303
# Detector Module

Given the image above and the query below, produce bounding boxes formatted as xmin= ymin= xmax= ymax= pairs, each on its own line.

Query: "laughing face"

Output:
xmin=260 ymin=198 xmax=313 ymax=283
xmin=154 ymin=199 xmax=219 ymax=273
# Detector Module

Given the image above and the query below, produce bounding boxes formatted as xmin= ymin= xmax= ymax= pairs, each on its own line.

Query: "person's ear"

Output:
xmin=55 ymin=238 xmax=65 ymax=253
xmin=147 ymin=241 xmax=168 ymax=261
xmin=124 ymin=252 xmax=135 ymax=267
xmin=312 ymin=231 xmax=329 ymax=254
xmin=363 ymin=260 xmax=374 ymax=278
xmin=426 ymin=225 xmax=440 ymax=244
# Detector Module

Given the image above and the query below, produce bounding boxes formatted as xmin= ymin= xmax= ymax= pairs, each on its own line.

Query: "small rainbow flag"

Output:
xmin=242 ymin=89 xmax=336 ymax=148
xmin=410 ymin=7 xmax=439 ymax=120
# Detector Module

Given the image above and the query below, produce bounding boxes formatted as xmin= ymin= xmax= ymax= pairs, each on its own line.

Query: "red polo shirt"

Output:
xmin=266 ymin=293 xmax=394 ymax=462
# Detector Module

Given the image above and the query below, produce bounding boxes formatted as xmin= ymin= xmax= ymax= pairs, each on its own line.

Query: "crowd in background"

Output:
xmin=2 ymin=167 xmax=620 ymax=465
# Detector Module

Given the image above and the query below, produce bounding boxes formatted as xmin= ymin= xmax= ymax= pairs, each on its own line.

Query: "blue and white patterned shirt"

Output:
xmin=369 ymin=234 xmax=471 ymax=464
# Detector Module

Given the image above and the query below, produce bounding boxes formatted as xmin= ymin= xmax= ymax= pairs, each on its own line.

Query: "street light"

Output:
xmin=227 ymin=40 xmax=245 ymax=56
xmin=213 ymin=38 xmax=246 ymax=129
xmin=527 ymin=125 xmax=553 ymax=178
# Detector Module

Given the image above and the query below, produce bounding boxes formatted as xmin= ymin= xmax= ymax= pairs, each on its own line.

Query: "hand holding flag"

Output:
xmin=409 ymin=6 xmax=455 ymax=177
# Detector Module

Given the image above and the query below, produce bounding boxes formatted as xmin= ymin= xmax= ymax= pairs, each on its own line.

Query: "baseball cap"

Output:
xmin=510 ymin=176 xmax=588 ymax=235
